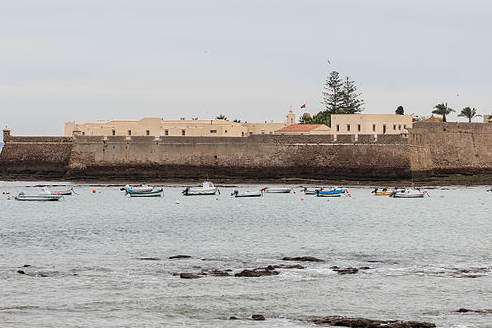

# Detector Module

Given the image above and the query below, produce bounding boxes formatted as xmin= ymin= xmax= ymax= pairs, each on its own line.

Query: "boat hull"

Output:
xmin=15 ymin=195 xmax=63 ymax=201
xmin=128 ymin=189 xmax=163 ymax=197
xmin=392 ymin=193 xmax=424 ymax=198
xmin=234 ymin=192 xmax=262 ymax=198
xmin=264 ymin=188 xmax=292 ymax=193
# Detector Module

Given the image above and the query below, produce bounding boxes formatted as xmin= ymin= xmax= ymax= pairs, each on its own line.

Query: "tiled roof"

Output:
xmin=426 ymin=115 xmax=440 ymax=122
xmin=275 ymin=124 xmax=327 ymax=132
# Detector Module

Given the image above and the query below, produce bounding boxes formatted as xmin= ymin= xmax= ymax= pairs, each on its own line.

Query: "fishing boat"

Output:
xmin=372 ymin=188 xmax=393 ymax=196
xmin=301 ymin=187 xmax=324 ymax=195
xmin=230 ymin=190 xmax=263 ymax=198
xmin=182 ymin=181 xmax=219 ymax=196
xmin=15 ymin=188 xmax=63 ymax=201
xmin=128 ymin=188 xmax=163 ymax=197
xmin=122 ymin=184 xmax=153 ymax=194
xmin=261 ymin=187 xmax=292 ymax=193
xmin=52 ymin=187 xmax=75 ymax=195
xmin=316 ymin=188 xmax=344 ymax=197
xmin=389 ymin=188 xmax=425 ymax=198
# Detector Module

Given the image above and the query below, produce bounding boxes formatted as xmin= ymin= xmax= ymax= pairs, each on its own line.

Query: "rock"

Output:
xmin=209 ymin=269 xmax=231 ymax=276
xmin=251 ymin=314 xmax=265 ymax=321
xmin=273 ymin=264 xmax=305 ymax=269
xmin=312 ymin=316 xmax=435 ymax=327
xmin=234 ymin=269 xmax=279 ymax=277
xmin=179 ymin=273 xmax=200 ymax=279
xmin=333 ymin=267 xmax=359 ymax=275
xmin=22 ymin=264 xmax=31 ymax=268
xmin=39 ymin=273 xmax=49 ymax=277
xmin=229 ymin=316 xmax=240 ymax=320
xmin=138 ymin=257 xmax=160 ymax=261
xmin=17 ymin=270 xmax=25 ymax=274
xmin=281 ymin=256 xmax=324 ymax=262
xmin=169 ymin=255 xmax=192 ymax=259
xmin=359 ymin=266 xmax=371 ymax=270
xmin=456 ymin=308 xmax=492 ymax=314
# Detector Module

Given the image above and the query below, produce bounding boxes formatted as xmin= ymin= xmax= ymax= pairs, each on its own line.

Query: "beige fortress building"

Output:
xmin=65 ymin=112 xmax=412 ymax=138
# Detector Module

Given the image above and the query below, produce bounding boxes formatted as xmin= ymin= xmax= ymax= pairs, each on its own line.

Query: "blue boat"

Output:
xmin=316 ymin=188 xmax=344 ymax=197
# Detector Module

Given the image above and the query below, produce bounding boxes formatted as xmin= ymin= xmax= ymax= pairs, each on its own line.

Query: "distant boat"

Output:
xmin=122 ymin=184 xmax=153 ymax=194
xmin=182 ymin=181 xmax=219 ymax=196
xmin=15 ymin=188 xmax=63 ymax=201
xmin=261 ymin=187 xmax=292 ymax=193
xmin=128 ymin=188 xmax=163 ymax=197
xmin=371 ymin=188 xmax=393 ymax=196
xmin=316 ymin=188 xmax=344 ymax=197
xmin=301 ymin=187 xmax=324 ymax=195
xmin=231 ymin=190 xmax=262 ymax=198
xmin=52 ymin=187 xmax=75 ymax=195
xmin=389 ymin=188 xmax=425 ymax=198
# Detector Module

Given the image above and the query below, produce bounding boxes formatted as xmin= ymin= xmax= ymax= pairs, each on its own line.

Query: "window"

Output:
xmin=210 ymin=130 xmax=217 ymax=133
xmin=404 ymin=125 xmax=407 ymax=129
xmin=398 ymin=124 xmax=401 ymax=130
xmin=336 ymin=124 xmax=340 ymax=132
xmin=383 ymin=125 xmax=387 ymax=134
xmin=393 ymin=124 xmax=397 ymax=130
xmin=372 ymin=124 xmax=376 ymax=132
xmin=225 ymin=130 xmax=227 ymax=134
xmin=347 ymin=124 xmax=351 ymax=132
xmin=128 ymin=130 xmax=131 ymax=136
xmin=112 ymin=130 xmax=115 ymax=136
xmin=181 ymin=130 xmax=186 ymax=136
xmin=242 ymin=132 xmax=245 ymax=137
xmin=165 ymin=130 xmax=169 ymax=136
xmin=146 ymin=130 xmax=150 ymax=136
xmin=82 ymin=132 xmax=85 ymax=136
xmin=357 ymin=124 xmax=361 ymax=132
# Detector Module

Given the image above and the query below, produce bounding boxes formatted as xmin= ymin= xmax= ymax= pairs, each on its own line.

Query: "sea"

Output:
xmin=1 ymin=181 xmax=492 ymax=328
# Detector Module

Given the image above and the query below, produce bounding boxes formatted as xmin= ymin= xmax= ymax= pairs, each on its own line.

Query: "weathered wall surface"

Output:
xmin=0 ymin=136 xmax=73 ymax=177
xmin=411 ymin=122 xmax=492 ymax=175
xmin=2 ymin=122 xmax=492 ymax=181
xmin=66 ymin=135 xmax=412 ymax=180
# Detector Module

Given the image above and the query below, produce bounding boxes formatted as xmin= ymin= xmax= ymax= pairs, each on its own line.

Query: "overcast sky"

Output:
xmin=1 ymin=0 xmax=491 ymax=135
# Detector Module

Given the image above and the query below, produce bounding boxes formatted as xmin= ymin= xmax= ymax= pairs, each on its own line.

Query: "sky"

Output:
xmin=1 ymin=0 xmax=491 ymax=135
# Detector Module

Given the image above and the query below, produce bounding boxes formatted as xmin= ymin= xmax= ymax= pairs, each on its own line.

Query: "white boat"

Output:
xmin=231 ymin=190 xmax=263 ymax=198
xmin=182 ymin=181 xmax=219 ymax=196
xmin=301 ymin=187 xmax=324 ymax=195
xmin=128 ymin=188 xmax=163 ymax=197
xmin=52 ymin=187 xmax=75 ymax=195
xmin=15 ymin=188 xmax=63 ymax=201
xmin=122 ymin=184 xmax=153 ymax=193
xmin=261 ymin=187 xmax=292 ymax=193
xmin=389 ymin=188 xmax=425 ymax=198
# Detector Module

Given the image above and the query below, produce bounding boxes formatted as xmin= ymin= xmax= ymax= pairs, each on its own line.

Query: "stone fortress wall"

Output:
xmin=1 ymin=121 xmax=492 ymax=181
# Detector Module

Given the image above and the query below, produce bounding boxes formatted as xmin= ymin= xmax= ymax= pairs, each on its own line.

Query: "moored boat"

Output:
xmin=128 ymin=188 xmax=163 ymax=197
xmin=182 ymin=182 xmax=219 ymax=196
xmin=261 ymin=187 xmax=292 ymax=193
xmin=389 ymin=188 xmax=425 ymax=198
xmin=231 ymin=190 xmax=263 ymax=198
xmin=316 ymin=188 xmax=344 ymax=197
xmin=301 ymin=187 xmax=324 ymax=195
xmin=15 ymin=188 xmax=63 ymax=201
xmin=372 ymin=188 xmax=393 ymax=196
xmin=123 ymin=184 xmax=153 ymax=194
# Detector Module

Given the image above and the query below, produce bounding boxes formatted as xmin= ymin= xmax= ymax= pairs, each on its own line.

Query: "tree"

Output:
xmin=322 ymin=71 xmax=343 ymax=114
xmin=395 ymin=106 xmax=404 ymax=115
xmin=458 ymin=107 xmax=481 ymax=123
xmin=339 ymin=76 xmax=364 ymax=114
xmin=215 ymin=114 xmax=227 ymax=120
xmin=432 ymin=103 xmax=454 ymax=122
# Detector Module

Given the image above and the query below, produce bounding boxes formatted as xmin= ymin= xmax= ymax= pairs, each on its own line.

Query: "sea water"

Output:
xmin=1 ymin=182 xmax=492 ymax=327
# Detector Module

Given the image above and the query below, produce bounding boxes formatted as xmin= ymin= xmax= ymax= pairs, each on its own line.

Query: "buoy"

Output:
xmin=92 ymin=189 xmax=96 ymax=193
xmin=301 ymin=197 xmax=304 ymax=200
xmin=175 ymin=200 xmax=179 ymax=204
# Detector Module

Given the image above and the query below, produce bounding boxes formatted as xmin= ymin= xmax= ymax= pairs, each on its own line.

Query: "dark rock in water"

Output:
xmin=39 ymin=273 xmax=49 ymax=277
xmin=251 ymin=314 xmax=265 ymax=321
xmin=330 ymin=265 xmax=339 ymax=269
xmin=273 ymin=264 xmax=305 ymax=269
xmin=282 ymin=256 xmax=324 ymax=262
xmin=169 ymin=255 xmax=192 ymax=259
xmin=22 ymin=264 xmax=31 ymax=268
xmin=229 ymin=316 xmax=240 ymax=320
xmin=17 ymin=270 xmax=25 ymax=274
xmin=359 ymin=266 xmax=371 ymax=270
xmin=235 ymin=269 xmax=279 ymax=277
xmin=312 ymin=316 xmax=436 ymax=327
xmin=456 ymin=308 xmax=492 ymax=314
xmin=180 ymin=273 xmax=200 ymax=279
xmin=209 ymin=269 xmax=231 ymax=276
xmin=333 ymin=267 xmax=359 ymax=275
xmin=138 ymin=257 xmax=160 ymax=261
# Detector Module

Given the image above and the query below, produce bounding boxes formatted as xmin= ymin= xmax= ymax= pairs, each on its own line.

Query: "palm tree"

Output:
xmin=215 ymin=114 xmax=227 ymax=120
xmin=458 ymin=107 xmax=481 ymax=123
xmin=432 ymin=103 xmax=455 ymax=122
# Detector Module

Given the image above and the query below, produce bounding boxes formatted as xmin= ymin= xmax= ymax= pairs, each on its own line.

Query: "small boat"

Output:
xmin=122 ymin=184 xmax=153 ymax=194
xmin=231 ymin=190 xmax=263 ymax=198
xmin=316 ymin=188 xmax=344 ymax=197
xmin=372 ymin=188 xmax=393 ymax=196
xmin=15 ymin=188 xmax=63 ymax=201
xmin=182 ymin=181 xmax=219 ymax=196
xmin=301 ymin=187 xmax=324 ymax=195
xmin=128 ymin=188 xmax=163 ymax=197
xmin=261 ymin=187 xmax=292 ymax=193
xmin=52 ymin=187 xmax=75 ymax=195
xmin=389 ymin=188 xmax=425 ymax=198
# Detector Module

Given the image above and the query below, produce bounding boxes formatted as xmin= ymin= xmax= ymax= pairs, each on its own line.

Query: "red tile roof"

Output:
xmin=275 ymin=124 xmax=327 ymax=132
xmin=426 ymin=115 xmax=440 ymax=122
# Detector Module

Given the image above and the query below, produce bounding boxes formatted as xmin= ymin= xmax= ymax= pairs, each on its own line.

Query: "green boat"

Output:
xmin=128 ymin=188 xmax=163 ymax=197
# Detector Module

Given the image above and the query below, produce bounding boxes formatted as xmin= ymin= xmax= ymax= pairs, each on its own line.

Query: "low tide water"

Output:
xmin=1 ymin=181 xmax=492 ymax=327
